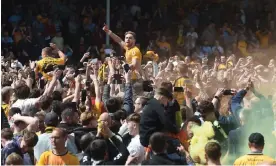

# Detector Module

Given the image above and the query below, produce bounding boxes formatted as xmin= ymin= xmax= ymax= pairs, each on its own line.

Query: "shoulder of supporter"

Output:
xmin=132 ymin=47 xmax=142 ymax=56
xmin=12 ymin=98 xmax=39 ymax=109
xmin=233 ymin=155 xmax=246 ymax=165
xmin=36 ymin=150 xmax=51 ymax=164
xmin=127 ymin=136 xmax=144 ymax=157
xmin=118 ymin=123 xmax=128 ymax=136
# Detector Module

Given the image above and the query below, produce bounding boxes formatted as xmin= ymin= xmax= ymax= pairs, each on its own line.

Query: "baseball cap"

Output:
xmin=44 ymin=111 xmax=59 ymax=127
xmin=249 ymin=133 xmax=265 ymax=147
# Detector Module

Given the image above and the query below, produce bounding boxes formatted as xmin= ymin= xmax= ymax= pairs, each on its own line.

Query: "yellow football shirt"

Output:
xmin=234 ymin=154 xmax=276 ymax=166
xmin=256 ymin=31 xmax=270 ymax=48
xmin=174 ymin=77 xmax=193 ymax=105
xmin=125 ymin=46 xmax=142 ymax=80
xmin=238 ymin=40 xmax=249 ymax=56
xmin=36 ymin=150 xmax=79 ymax=165
xmin=36 ymin=57 xmax=65 ymax=80
xmin=2 ymin=103 xmax=10 ymax=117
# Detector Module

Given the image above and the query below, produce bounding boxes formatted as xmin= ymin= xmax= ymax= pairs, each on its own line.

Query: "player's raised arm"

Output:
xmin=103 ymin=24 xmax=126 ymax=49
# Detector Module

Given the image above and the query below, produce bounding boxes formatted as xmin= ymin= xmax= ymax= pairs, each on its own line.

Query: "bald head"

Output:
xmin=53 ymin=128 xmax=68 ymax=137
xmin=98 ymin=113 xmax=112 ymax=126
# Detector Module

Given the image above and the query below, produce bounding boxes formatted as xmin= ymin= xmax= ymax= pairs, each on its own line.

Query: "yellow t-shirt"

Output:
xmin=125 ymin=46 xmax=142 ymax=80
xmin=36 ymin=150 xmax=79 ymax=165
xmin=36 ymin=57 xmax=65 ymax=80
xmin=238 ymin=40 xmax=249 ymax=56
xmin=144 ymin=51 xmax=159 ymax=62
xmin=94 ymin=100 xmax=103 ymax=119
xmin=234 ymin=154 xmax=276 ymax=166
xmin=217 ymin=61 xmax=233 ymax=70
xmin=256 ymin=31 xmax=270 ymax=48
xmin=177 ymin=32 xmax=184 ymax=46
xmin=2 ymin=103 xmax=10 ymax=117
xmin=174 ymin=77 xmax=193 ymax=105
xmin=98 ymin=64 xmax=108 ymax=82
xmin=157 ymin=41 xmax=171 ymax=51
xmin=13 ymin=32 xmax=23 ymax=44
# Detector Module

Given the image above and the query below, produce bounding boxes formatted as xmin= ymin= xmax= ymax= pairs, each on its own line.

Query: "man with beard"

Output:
xmin=103 ymin=25 xmax=142 ymax=81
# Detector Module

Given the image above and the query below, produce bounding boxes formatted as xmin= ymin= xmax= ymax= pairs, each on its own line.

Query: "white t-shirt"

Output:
xmin=12 ymin=98 xmax=39 ymax=114
xmin=127 ymin=135 xmax=145 ymax=165
xmin=118 ymin=123 xmax=128 ymax=136
xmin=186 ymin=32 xmax=198 ymax=39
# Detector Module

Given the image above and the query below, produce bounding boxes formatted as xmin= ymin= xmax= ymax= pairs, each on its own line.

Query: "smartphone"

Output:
xmin=174 ymin=87 xmax=184 ymax=92
xmin=81 ymin=90 xmax=87 ymax=103
xmin=223 ymin=89 xmax=234 ymax=95
xmin=123 ymin=64 xmax=130 ymax=73
xmin=112 ymin=74 xmax=122 ymax=84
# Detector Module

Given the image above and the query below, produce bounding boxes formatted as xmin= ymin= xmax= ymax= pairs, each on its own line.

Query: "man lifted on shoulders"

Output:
xmin=103 ymin=25 xmax=142 ymax=80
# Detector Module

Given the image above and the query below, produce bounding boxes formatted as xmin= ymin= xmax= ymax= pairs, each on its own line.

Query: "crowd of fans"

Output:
xmin=1 ymin=0 xmax=276 ymax=165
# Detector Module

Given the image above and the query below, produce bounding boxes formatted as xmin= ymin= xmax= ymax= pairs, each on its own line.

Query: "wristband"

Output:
xmin=107 ymin=30 xmax=112 ymax=35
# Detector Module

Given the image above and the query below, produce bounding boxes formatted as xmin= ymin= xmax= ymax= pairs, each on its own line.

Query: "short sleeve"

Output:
xmin=71 ymin=156 xmax=80 ymax=165
xmin=127 ymin=141 xmax=144 ymax=158
xmin=132 ymin=48 xmax=142 ymax=61
xmin=26 ymin=98 xmax=39 ymax=107
xmin=36 ymin=152 xmax=46 ymax=165
xmin=128 ymin=145 xmax=139 ymax=157
xmin=54 ymin=58 xmax=65 ymax=65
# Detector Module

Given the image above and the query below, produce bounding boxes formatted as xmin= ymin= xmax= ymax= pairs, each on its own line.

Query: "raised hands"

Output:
xmin=102 ymin=24 xmax=110 ymax=33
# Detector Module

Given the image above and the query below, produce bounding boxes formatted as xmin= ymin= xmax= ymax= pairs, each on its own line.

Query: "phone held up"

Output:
xmin=81 ymin=89 xmax=87 ymax=103
xmin=123 ymin=63 xmax=130 ymax=73
xmin=174 ymin=87 xmax=184 ymax=92
xmin=223 ymin=89 xmax=236 ymax=95
xmin=112 ymin=74 xmax=122 ymax=84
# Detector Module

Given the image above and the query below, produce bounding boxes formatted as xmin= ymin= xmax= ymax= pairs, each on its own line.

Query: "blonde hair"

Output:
xmin=5 ymin=153 xmax=23 ymax=165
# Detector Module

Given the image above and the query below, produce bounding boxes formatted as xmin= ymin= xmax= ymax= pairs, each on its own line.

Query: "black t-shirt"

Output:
xmin=71 ymin=127 xmax=97 ymax=151
xmin=57 ymin=123 xmax=82 ymax=132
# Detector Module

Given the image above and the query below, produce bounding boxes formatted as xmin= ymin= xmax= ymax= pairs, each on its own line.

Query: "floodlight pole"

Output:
xmin=106 ymin=0 xmax=110 ymax=46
